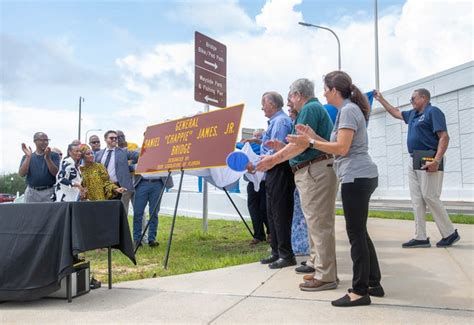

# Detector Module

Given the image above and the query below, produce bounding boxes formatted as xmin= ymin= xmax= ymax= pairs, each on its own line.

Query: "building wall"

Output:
xmin=369 ymin=61 xmax=473 ymax=201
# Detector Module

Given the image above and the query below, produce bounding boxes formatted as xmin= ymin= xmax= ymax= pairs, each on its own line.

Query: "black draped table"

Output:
xmin=0 ymin=200 xmax=136 ymax=301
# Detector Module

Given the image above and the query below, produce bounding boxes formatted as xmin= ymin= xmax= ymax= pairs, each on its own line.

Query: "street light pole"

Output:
xmin=85 ymin=128 xmax=102 ymax=144
xmin=298 ymin=22 xmax=341 ymax=70
xmin=78 ymin=97 xmax=85 ymax=140
xmin=374 ymin=0 xmax=380 ymax=90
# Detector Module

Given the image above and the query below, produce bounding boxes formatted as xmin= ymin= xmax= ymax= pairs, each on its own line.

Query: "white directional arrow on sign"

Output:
xmin=195 ymin=32 xmax=226 ymax=107
xmin=204 ymin=60 xmax=218 ymax=70
xmin=204 ymin=95 xmax=219 ymax=103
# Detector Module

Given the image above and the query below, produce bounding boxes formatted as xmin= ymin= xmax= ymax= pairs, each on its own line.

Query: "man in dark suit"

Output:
xmin=95 ymin=130 xmax=139 ymax=215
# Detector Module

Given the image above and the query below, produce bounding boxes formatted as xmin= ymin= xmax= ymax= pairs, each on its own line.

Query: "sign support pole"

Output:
xmin=164 ymin=169 xmax=185 ymax=269
xmin=223 ymin=188 xmax=254 ymax=237
xmin=202 ymin=104 xmax=209 ymax=233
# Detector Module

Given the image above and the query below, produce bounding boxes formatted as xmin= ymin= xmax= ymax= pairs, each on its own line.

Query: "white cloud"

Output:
xmin=166 ymin=0 xmax=255 ymax=33
xmin=116 ymin=43 xmax=193 ymax=80
xmin=1 ymin=0 xmax=473 ymax=174
xmin=0 ymin=102 xmax=78 ymax=173
xmin=256 ymin=0 xmax=303 ymax=34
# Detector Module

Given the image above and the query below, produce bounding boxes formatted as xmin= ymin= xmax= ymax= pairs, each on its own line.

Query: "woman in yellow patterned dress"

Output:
xmin=79 ymin=144 xmax=126 ymax=200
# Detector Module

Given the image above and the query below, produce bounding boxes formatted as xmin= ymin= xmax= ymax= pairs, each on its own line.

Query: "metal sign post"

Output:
xmin=203 ymin=104 xmax=209 ymax=232
xmin=195 ymin=31 xmax=227 ymax=232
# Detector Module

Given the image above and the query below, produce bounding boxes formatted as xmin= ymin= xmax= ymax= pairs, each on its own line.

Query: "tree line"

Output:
xmin=0 ymin=173 xmax=27 ymax=195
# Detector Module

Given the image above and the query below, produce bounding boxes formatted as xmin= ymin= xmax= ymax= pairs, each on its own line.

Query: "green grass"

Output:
xmin=336 ymin=209 xmax=473 ymax=224
xmin=84 ymin=216 xmax=269 ymax=284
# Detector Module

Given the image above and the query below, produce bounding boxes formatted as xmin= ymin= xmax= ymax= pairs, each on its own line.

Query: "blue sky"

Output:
xmin=1 ymin=0 xmax=472 ymax=173
xmin=2 ymin=0 xmax=404 ymax=107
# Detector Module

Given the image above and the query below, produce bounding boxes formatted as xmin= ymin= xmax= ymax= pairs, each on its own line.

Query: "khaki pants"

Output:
xmin=294 ymin=159 xmax=338 ymax=282
xmin=24 ymin=186 xmax=54 ymax=203
xmin=408 ymin=167 xmax=454 ymax=240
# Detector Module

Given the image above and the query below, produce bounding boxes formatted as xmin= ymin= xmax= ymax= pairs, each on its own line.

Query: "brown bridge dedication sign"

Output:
xmin=136 ymin=104 xmax=244 ymax=174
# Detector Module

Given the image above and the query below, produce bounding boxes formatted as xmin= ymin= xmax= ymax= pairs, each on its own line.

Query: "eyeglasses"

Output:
xmin=34 ymin=138 xmax=50 ymax=142
xmin=90 ymin=141 xmax=100 ymax=144
xmin=410 ymin=97 xmax=416 ymax=103
xmin=108 ymin=137 xmax=118 ymax=140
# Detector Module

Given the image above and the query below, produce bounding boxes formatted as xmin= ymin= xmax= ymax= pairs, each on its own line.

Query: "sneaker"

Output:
xmin=402 ymin=238 xmax=431 ymax=248
xmin=436 ymin=229 xmax=460 ymax=247
xmin=295 ymin=265 xmax=316 ymax=274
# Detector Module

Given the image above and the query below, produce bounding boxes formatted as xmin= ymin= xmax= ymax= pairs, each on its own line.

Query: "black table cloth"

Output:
xmin=0 ymin=201 xmax=136 ymax=301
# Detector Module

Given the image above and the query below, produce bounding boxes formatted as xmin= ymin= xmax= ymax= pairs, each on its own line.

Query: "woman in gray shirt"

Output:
xmin=288 ymin=71 xmax=382 ymax=307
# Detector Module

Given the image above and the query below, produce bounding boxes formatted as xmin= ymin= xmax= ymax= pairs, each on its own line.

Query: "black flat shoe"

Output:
xmin=368 ymin=285 xmax=384 ymax=297
xmin=268 ymin=257 xmax=297 ymax=269
xmin=331 ymin=294 xmax=371 ymax=307
xmin=261 ymin=255 xmax=279 ymax=264
xmin=349 ymin=285 xmax=385 ymax=297
xmin=295 ymin=264 xmax=316 ymax=274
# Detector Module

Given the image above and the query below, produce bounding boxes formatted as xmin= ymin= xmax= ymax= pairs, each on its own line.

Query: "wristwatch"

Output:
xmin=308 ymin=139 xmax=316 ymax=149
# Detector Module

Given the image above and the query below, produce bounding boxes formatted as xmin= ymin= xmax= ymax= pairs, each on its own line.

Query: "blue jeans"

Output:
xmin=133 ymin=179 xmax=164 ymax=242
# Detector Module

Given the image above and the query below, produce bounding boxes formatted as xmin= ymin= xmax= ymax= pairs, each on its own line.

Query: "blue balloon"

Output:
xmin=226 ymin=151 xmax=249 ymax=172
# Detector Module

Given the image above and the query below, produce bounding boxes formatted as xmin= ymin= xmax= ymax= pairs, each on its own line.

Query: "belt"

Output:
xmin=291 ymin=154 xmax=333 ymax=173
xmin=29 ymin=185 xmax=54 ymax=191
xmin=142 ymin=178 xmax=162 ymax=183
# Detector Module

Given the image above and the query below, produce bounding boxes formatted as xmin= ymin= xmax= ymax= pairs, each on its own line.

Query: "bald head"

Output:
xmin=116 ymin=130 xmax=127 ymax=148
xmin=89 ymin=135 xmax=101 ymax=152
xmin=33 ymin=132 xmax=48 ymax=141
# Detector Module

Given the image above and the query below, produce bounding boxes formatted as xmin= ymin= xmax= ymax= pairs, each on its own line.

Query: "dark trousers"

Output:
xmin=247 ymin=181 xmax=268 ymax=241
xmin=341 ymin=177 xmax=381 ymax=295
xmin=265 ymin=162 xmax=295 ymax=259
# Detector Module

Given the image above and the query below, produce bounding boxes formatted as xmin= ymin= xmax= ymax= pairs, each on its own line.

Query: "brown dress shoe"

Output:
xmin=303 ymin=274 xmax=340 ymax=285
xmin=249 ymin=238 xmax=263 ymax=246
xmin=299 ymin=278 xmax=338 ymax=291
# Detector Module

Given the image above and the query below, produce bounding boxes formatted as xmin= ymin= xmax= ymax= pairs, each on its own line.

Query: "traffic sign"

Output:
xmin=195 ymin=31 xmax=226 ymax=108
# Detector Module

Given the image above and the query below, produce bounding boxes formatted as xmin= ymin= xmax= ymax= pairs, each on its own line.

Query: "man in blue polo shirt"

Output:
xmin=375 ymin=89 xmax=460 ymax=248
xmin=19 ymin=132 xmax=60 ymax=202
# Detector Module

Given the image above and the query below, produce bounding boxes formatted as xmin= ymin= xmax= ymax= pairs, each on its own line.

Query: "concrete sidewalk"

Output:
xmin=1 ymin=218 xmax=473 ymax=324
